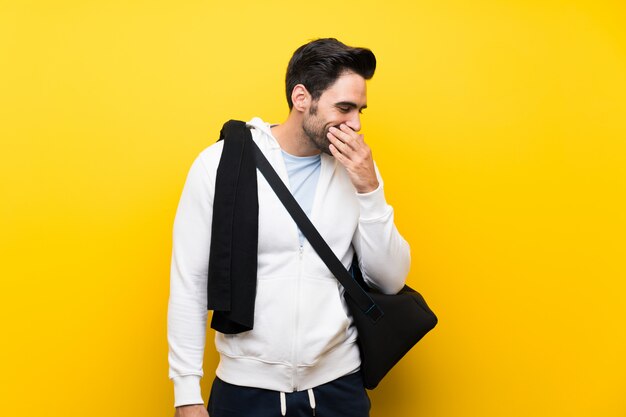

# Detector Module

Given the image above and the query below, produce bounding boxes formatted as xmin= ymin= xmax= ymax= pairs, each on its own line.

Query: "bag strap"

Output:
xmin=251 ymin=139 xmax=384 ymax=323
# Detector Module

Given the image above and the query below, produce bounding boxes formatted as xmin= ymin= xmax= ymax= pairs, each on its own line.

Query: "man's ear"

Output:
xmin=291 ymin=84 xmax=310 ymax=112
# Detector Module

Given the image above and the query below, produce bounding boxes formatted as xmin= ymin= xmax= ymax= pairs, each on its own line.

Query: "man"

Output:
xmin=168 ymin=38 xmax=411 ymax=417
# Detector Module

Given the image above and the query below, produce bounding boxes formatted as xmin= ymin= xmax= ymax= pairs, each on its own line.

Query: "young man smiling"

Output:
xmin=168 ymin=38 xmax=410 ymax=417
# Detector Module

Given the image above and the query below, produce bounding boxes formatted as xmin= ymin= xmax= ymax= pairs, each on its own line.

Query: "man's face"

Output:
xmin=301 ymin=71 xmax=368 ymax=155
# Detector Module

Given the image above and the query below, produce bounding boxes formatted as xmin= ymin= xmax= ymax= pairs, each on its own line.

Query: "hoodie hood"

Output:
xmin=246 ymin=117 xmax=281 ymax=150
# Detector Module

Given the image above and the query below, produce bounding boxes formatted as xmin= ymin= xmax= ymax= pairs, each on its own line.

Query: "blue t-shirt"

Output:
xmin=281 ymin=149 xmax=322 ymax=246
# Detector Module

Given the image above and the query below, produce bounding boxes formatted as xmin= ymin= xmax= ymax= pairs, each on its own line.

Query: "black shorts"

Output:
xmin=207 ymin=371 xmax=371 ymax=417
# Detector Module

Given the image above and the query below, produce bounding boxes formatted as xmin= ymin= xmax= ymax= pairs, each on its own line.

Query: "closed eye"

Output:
xmin=335 ymin=102 xmax=367 ymax=114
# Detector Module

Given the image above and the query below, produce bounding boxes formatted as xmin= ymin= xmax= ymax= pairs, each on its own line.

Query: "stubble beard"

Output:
xmin=302 ymin=102 xmax=332 ymax=155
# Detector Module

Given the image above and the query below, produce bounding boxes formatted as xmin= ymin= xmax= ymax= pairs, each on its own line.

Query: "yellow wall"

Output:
xmin=2 ymin=1 xmax=625 ymax=416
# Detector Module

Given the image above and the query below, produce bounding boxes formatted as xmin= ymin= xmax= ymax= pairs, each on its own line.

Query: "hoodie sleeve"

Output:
xmin=167 ymin=151 xmax=216 ymax=407
xmin=351 ymin=162 xmax=411 ymax=295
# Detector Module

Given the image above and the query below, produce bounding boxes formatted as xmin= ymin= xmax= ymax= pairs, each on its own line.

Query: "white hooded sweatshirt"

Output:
xmin=167 ymin=117 xmax=411 ymax=406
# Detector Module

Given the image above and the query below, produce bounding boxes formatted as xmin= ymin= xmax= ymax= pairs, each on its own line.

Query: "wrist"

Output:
xmin=356 ymin=180 xmax=379 ymax=194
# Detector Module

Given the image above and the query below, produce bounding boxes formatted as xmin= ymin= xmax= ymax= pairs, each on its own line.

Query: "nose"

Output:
xmin=345 ymin=111 xmax=361 ymax=132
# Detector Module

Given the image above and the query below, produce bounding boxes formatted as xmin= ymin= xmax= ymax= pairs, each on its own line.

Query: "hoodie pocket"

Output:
xmin=297 ymin=277 xmax=357 ymax=366
xmin=215 ymin=277 xmax=296 ymax=364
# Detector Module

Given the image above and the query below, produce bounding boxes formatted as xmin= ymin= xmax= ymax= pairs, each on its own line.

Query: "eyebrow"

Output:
xmin=335 ymin=101 xmax=368 ymax=111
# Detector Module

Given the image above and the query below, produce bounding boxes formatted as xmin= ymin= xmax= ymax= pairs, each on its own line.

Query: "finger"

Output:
xmin=338 ymin=124 xmax=364 ymax=145
xmin=338 ymin=123 xmax=359 ymax=136
xmin=327 ymin=132 xmax=349 ymax=154
xmin=328 ymin=126 xmax=358 ymax=151
xmin=329 ymin=143 xmax=350 ymax=165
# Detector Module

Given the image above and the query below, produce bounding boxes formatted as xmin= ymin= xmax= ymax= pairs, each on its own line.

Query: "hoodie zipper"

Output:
xmin=292 ymin=244 xmax=304 ymax=391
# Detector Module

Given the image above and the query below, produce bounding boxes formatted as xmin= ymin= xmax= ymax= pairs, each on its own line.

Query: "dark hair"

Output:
xmin=285 ymin=38 xmax=376 ymax=110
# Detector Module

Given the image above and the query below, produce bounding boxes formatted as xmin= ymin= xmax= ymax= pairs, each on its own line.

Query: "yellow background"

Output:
xmin=2 ymin=1 xmax=625 ymax=416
